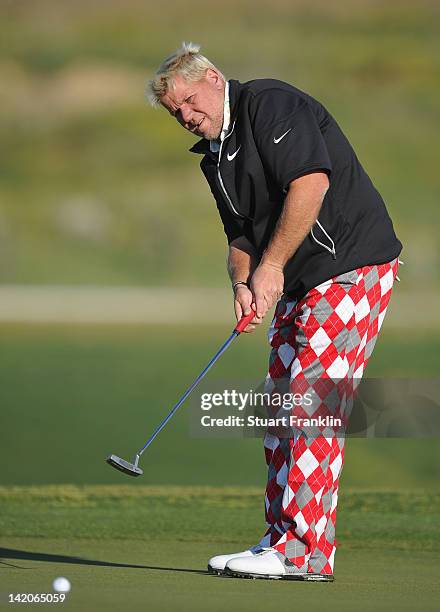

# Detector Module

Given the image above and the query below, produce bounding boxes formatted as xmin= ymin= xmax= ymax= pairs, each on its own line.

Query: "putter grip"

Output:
xmin=234 ymin=309 xmax=256 ymax=333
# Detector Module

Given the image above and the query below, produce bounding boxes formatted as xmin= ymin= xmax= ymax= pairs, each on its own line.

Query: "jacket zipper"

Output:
xmin=311 ymin=220 xmax=337 ymax=259
xmin=217 ymin=120 xmax=244 ymax=218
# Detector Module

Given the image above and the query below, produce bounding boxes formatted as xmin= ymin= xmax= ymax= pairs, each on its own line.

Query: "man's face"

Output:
xmin=160 ymin=69 xmax=225 ymax=140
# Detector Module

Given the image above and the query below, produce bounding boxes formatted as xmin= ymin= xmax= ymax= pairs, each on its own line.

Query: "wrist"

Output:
xmin=232 ymin=280 xmax=250 ymax=294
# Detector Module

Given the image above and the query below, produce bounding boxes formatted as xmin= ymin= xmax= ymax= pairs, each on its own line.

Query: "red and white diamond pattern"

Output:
xmin=259 ymin=259 xmax=399 ymax=575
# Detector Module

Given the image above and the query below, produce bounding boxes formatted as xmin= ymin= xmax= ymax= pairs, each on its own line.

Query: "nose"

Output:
xmin=179 ymin=104 xmax=194 ymax=126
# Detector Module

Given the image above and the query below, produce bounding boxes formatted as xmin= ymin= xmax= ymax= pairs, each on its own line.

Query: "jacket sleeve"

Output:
xmin=250 ymin=89 xmax=332 ymax=191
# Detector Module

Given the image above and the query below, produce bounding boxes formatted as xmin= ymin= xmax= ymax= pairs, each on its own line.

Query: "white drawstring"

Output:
xmin=311 ymin=220 xmax=336 ymax=259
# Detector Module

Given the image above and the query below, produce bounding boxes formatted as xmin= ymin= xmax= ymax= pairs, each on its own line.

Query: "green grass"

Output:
xmin=1 ymin=486 xmax=439 ymax=611
xmin=0 ymin=0 xmax=438 ymax=285
xmin=1 ymin=324 xmax=439 ymax=488
xmin=1 ymin=322 xmax=439 ymax=609
xmin=1 ymin=485 xmax=439 ymax=550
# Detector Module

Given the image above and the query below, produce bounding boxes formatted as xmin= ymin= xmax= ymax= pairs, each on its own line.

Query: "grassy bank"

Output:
xmin=0 ymin=0 xmax=438 ymax=286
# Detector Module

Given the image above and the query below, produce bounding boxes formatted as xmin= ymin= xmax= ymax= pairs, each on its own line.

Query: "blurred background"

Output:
xmin=1 ymin=0 xmax=439 ymax=488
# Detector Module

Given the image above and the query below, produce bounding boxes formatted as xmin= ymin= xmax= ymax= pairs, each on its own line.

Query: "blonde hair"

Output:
xmin=146 ymin=42 xmax=225 ymax=107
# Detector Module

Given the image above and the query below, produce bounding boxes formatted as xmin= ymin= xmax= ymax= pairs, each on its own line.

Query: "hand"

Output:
xmin=250 ymin=262 xmax=284 ymax=319
xmin=234 ymin=285 xmax=262 ymax=333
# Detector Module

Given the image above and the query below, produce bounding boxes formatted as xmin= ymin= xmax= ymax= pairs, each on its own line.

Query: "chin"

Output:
xmin=202 ymin=122 xmax=221 ymax=141
xmin=207 ymin=129 xmax=221 ymax=141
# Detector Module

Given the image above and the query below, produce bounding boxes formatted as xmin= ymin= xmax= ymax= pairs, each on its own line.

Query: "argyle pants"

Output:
xmin=258 ymin=259 xmax=398 ymax=575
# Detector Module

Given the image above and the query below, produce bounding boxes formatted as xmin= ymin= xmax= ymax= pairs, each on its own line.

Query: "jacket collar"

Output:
xmin=189 ymin=79 xmax=242 ymax=155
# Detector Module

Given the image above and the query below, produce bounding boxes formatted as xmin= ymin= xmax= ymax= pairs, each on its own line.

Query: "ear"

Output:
xmin=205 ymin=68 xmax=224 ymax=90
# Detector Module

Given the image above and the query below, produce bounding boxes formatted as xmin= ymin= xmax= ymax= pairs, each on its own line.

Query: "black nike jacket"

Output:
xmin=189 ymin=78 xmax=402 ymax=298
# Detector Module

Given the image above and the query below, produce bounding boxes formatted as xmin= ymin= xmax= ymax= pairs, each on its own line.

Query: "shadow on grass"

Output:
xmin=0 ymin=548 xmax=207 ymax=575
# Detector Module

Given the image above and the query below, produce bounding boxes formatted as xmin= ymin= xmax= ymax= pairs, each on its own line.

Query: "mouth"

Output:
xmin=191 ymin=117 xmax=204 ymax=133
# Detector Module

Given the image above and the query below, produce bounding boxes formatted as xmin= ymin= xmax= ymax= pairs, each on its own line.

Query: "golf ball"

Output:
xmin=53 ymin=577 xmax=71 ymax=593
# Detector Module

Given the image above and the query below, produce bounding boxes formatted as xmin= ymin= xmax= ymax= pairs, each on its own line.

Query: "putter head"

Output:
xmin=106 ymin=454 xmax=143 ymax=477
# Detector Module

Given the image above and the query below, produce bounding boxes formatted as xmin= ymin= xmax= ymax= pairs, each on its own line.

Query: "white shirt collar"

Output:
xmin=209 ymin=81 xmax=230 ymax=153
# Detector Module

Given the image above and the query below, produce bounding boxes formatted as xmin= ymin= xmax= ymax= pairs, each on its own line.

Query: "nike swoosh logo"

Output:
xmin=273 ymin=128 xmax=292 ymax=144
xmin=227 ymin=146 xmax=241 ymax=161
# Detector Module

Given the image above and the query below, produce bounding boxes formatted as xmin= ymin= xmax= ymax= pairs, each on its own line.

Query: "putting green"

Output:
xmin=1 ymin=486 xmax=439 ymax=611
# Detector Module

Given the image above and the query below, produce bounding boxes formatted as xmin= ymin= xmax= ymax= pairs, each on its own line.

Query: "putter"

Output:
xmin=106 ymin=309 xmax=256 ymax=477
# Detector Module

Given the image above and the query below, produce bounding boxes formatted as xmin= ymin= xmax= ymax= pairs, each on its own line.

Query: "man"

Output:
xmin=147 ymin=42 xmax=402 ymax=581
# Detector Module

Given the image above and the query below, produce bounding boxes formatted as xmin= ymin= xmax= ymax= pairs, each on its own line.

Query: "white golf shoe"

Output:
xmin=207 ymin=545 xmax=264 ymax=575
xmin=225 ymin=548 xmax=334 ymax=581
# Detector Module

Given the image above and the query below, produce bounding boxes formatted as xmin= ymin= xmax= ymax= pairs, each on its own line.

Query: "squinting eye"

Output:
xmin=186 ymin=96 xmax=194 ymax=103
